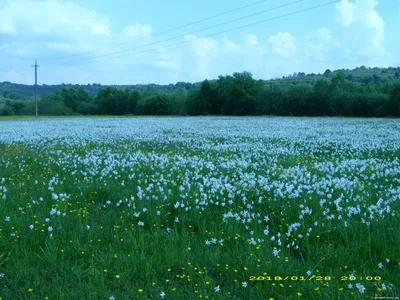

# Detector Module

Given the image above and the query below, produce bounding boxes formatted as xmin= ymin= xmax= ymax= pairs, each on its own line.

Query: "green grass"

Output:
xmin=0 ymin=118 xmax=399 ymax=300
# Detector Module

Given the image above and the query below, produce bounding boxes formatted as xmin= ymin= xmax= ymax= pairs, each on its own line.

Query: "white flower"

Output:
xmin=273 ymin=249 xmax=279 ymax=256
xmin=348 ymin=283 xmax=353 ymax=289
xmin=356 ymin=283 xmax=366 ymax=294
xmin=307 ymin=270 xmax=312 ymax=276
xmin=378 ymin=262 xmax=383 ymax=269
xmin=109 ymin=296 xmax=115 ymax=300
xmin=45 ymin=218 xmax=50 ymax=223
xmin=86 ymin=225 xmax=90 ymax=230
xmin=138 ymin=221 xmax=144 ymax=226
xmin=160 ymin=291 xmax=165 ymax=298
xmin=48 ymin=226 xmax=53 ymax=232
xmin=157 ymin=211 xmax=161 ymax=216
xmin=174 ymin=217 xmax=179 ymax=223
xmin=166 ymin=227 xmax=171 ymax=232
xmin=0 ymin=273 xmax=5 ymax=278
xmin=242 ymin=281 xmax=248 ymax=288
xmin=29 ymin=225 xmax=34 ymax=230
xmin=5 ymin=216 xmax=10 ymax=222
xmin=386 ymin=258 xmax=390 ymax=263
xmin=382 ymin=283 xmax=386 ymax=291
xmin=205 ymin=240 xmax=211 ymax=245
xmin=214 ymin=285 xmax=220 ymax=292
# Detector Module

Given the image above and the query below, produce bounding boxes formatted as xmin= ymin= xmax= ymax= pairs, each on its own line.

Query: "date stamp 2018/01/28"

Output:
xmin=249 ymin=275 xmax=383 ymax=282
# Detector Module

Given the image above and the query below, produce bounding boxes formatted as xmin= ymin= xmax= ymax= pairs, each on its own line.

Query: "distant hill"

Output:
xmin=0 ymin=81 xmax=202 ymax=100
xmin=1 ymin=66 xmax=399 ymax=100
xmin=267 ymin=66 xmax=400 ymax=87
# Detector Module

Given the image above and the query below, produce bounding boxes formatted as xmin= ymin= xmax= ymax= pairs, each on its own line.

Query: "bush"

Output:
xmin=0 ymin=106 xmax=14 ymax=116
xmin=135 ymin=94 xmax=172 ymax=115
xmin=38 ymin=95 xmax=74 ymax=115
xmin=76 ymin=102 xmax=99 ymax=115
xmin=387 ymin=83 xmax=400 ymax=117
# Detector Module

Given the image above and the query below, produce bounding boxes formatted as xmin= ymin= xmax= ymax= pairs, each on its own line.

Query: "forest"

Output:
xmin=1 ymin=66 xmax=400 ymax=117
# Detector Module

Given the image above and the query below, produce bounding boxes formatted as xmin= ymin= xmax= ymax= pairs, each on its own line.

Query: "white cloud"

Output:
xmin=244 ymin=34 xmax=260 ymax=48
xmin=335 ymin=0 xmax=356 ymax=26
xmin=0 ymin=0 xmax=111 ymax=37
xmin=268 ymin=32 xmax=296 ymax=59
xmin=334 ymin=0 xmax=392 ymax=67
xmin=335 ymin=0 xmax=385 ymax=51
xmin=304 ymin=28 xmax=345 ymax=62
xmin=122 ymin=23 xmax=152 ymax=38
xmin=183 ymin=35 xmax=220 ymax=79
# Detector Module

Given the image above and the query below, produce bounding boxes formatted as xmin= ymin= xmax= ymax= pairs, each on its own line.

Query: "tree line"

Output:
xmin=1 ymin=71 xmax=399 ymax=117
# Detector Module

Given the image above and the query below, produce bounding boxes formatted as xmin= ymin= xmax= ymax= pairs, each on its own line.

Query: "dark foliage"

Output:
xmin=1 ymin=66 xmax=399 ymax=117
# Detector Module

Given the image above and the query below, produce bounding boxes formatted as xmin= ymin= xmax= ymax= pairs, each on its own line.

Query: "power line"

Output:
xmin=66 ymin=0 xmax=339 ymax=67
xmin=44 ymin=0 xmax=275 ymax=61
xmin=62 ymin=0 xmax=307 ymax=65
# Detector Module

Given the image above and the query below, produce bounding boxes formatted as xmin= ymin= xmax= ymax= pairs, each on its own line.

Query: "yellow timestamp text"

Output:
xmin=250 ymin=275 xmax=382 ymax=281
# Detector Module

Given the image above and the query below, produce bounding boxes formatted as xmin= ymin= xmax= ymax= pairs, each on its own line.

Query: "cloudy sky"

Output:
xmin=0 ymin=0 xmax=399 ymax=85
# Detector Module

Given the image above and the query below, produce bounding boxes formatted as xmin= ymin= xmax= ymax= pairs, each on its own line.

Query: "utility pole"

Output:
xmin=31 ymin=59 xmax=40 ymax=117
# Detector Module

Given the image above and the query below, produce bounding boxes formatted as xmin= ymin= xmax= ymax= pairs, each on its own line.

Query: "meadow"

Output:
xmin=0 ymin=116 xmax=399 ymax=299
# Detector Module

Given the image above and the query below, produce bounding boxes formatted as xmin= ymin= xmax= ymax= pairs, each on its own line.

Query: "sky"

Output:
xmin=0 ymin=0 xmax=399 ymax=85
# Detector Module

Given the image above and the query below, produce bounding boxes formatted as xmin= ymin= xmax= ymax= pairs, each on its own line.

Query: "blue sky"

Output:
xmin=0 ymin=0 xmax=399 ymax=85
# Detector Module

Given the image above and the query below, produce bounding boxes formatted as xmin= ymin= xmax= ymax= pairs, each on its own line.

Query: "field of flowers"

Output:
xmin=0 ymin=116 xmax=399 ymax=299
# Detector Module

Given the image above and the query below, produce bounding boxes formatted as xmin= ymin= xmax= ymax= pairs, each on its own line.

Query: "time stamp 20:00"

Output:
xmin=250 ymin=275 xmax=383 ymax=281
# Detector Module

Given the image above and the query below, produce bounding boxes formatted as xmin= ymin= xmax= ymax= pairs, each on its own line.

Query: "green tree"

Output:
xmin=135 ymin=94 xmax=171 ymax=115
xmin=57 ymin=86 xmax=89 ymax=112
xmin=311 ymin=79 xmax=330 ymax=115
xmin=387 ymin=83 xmax=400 ymax=116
